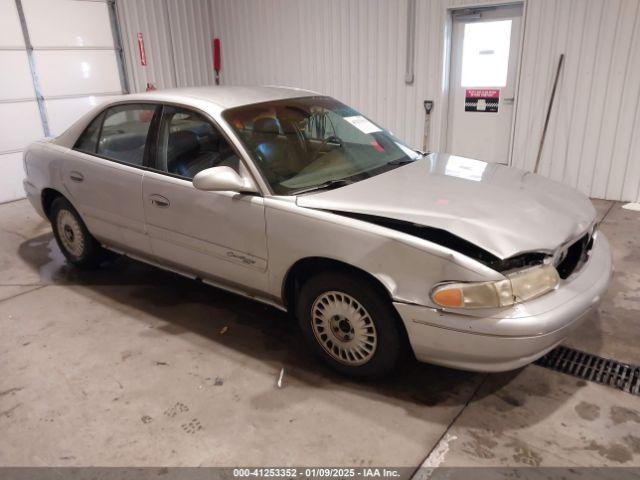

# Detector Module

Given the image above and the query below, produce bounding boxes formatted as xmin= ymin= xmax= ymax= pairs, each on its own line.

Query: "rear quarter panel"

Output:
xmin=23 ymin=141 xmax=71 ymax=218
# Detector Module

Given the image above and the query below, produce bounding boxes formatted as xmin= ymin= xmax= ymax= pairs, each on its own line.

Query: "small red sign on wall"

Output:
xmin=137 ymin=32 xmax=147 ymax=66
xmin=465 ymin=89 xmax=499 ymax=112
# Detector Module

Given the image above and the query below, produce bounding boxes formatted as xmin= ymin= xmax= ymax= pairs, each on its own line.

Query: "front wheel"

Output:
xmin=50 ymin=197 xmax=103 ymax=269
xmin=296 ymin=272 xmax=404 ymax=378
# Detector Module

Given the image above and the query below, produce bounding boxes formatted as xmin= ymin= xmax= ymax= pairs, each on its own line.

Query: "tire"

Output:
xmin=296 ymin=271 xmax=404 ymax=378
xmin=50 ymin=197 xmax=103 ymax=269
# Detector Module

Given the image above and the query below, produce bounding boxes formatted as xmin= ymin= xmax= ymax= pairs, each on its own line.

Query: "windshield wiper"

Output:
xmin=386 ymin=158 xmax=417 ymax=166
xmin=291 ymin=179 xmax=354 ymax=195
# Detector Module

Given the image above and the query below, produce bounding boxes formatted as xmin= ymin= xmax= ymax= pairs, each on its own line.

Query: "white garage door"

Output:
xmin=0 ymin=0 xmax=126 ymax=204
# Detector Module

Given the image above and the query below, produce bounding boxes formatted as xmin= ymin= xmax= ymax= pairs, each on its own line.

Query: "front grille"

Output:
xmin=535 ymin=346 xmax=640 ymax=396
xmin=556 ymin=232 xmax=594 ymax=279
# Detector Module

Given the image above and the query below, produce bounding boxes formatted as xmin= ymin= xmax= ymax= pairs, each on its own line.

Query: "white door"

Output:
xmin=446 ymin=4 xmax=523 ymax=164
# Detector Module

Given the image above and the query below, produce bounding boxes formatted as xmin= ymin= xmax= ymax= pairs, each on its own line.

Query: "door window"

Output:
xmin=96 ymin=104 xmax=157 ymax=166
xmin=156 ymin=107 xmax=240 ymax=179
xmin=461 ymin=20 xmax=512 ymax=87
xmin=74 ymin=112 xmax=104 ymax=154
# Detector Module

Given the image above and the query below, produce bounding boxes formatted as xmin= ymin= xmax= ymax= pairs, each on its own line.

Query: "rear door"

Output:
xmin=142 ymin=105 xmax=269 ymax=293
xmin=63 ymin=103 xmax=159 ymax=255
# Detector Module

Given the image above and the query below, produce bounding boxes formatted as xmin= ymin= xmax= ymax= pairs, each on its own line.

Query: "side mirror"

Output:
xmin=192 ymin=166 xmax=257 ymax=193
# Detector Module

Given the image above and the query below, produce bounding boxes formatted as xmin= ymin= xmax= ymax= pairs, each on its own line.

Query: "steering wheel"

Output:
xmin=311 ymin=135 xmax=343 ymax=163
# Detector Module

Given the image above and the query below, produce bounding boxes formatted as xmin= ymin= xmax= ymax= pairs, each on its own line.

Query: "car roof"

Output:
xmin=122 ymin=85 xmax=320 ymax=110
xmin=52 ymin=85 xmax=321 ymax=148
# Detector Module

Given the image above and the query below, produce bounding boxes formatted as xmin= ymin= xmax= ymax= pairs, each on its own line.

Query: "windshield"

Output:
xmin=222 ymin=96 xmax=420 ymax=195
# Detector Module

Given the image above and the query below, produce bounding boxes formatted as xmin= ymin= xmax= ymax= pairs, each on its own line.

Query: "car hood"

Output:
xmin=295 ymin=153 xmax=596 ymax=259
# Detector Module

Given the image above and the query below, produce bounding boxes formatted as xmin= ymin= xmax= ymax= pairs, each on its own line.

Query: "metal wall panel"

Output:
xmin=166 ymin=0 xmax=217 ymax=87
xmin=511 ymin=0 xmax=640 ymax=201
xmin=0 ymin=0 xmax=25 ymax=46
xmin=211 ymin=0 xmax=472 ymax=160
xmin=116 ymin=0 xmax=217 ymax=91
xmin=22 ymin=0 xmax=114 ymax=48
xmin=213 ymin=0 xmax=434 ymax=151
xmin=117 ymin=0 xmax=178 ymax=91
xmin=117 ymin=0 xmax=640 ymax=200
xmin=0 ymin=51 xmax=34 ymax=100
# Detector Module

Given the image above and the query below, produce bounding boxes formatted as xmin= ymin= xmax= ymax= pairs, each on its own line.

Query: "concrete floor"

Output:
xmin=0 ymin=198 xmax=639 ymax=470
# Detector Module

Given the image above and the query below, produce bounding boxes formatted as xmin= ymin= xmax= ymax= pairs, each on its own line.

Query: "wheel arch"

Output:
xmin=283 ymin=256 xmax=414 ymax=364
xmin=41 ymin=187 xmax=66 ymax=219
xmin=282 ymin=256 xmax=394 ymax=311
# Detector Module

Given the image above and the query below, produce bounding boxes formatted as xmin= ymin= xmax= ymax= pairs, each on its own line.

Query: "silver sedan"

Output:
xmin=23 ymin=86 xmax=612 ymax=378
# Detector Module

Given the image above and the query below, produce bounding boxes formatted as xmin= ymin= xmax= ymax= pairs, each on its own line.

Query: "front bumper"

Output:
xmin=394 ymin=232 xmax=613 ymax=372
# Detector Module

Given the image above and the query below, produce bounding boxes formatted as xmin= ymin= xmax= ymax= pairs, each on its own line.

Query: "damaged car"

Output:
xmin=23 ymin=86 xmax=613 ymax=377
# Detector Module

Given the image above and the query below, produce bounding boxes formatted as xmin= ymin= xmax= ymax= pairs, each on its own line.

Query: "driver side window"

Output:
xmin=156 ymin=107 xmax=240 ymax=179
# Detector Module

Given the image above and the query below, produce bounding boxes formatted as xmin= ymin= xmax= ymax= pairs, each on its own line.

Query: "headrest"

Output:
xmin=169 ymin=130 xmax=199 ymax=153
xmin=279 ymin=118 xmax=300 ymax=134
xmin=100 ymin=132 xmax=146 ymax=151
xmin=253 ymin=117 xmax=280 ymax=135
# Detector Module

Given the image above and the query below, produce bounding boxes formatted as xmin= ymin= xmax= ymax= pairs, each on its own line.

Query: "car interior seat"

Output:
xmin=167 ymin=130 xmax=220 ymax=178
xmin=252 ymin=117 xmax=304 ymax=181
xmin=98 ymin=132 xmax=147 ymax=166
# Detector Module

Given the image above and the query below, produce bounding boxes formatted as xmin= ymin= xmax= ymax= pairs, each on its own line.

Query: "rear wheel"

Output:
xmin=296 ymin=271 xmax=403 ymax=378
xmin=50 ymin=197 xmax=103 ymax=269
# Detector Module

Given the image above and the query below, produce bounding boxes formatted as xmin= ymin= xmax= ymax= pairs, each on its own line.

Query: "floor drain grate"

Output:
xmin=535 ymin=346 xmax=640 ymax=396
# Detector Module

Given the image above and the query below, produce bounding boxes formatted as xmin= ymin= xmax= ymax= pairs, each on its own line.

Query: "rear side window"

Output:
xmin=74 ymin=112 xmax=104 ymax=154
xmin=97 ymin=104 xmax=157 ymax=166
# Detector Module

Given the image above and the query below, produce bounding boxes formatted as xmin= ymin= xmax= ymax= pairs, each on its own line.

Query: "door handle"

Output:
xmin=69 ymin=171 xmax=84 ymax=182
xmin=149 ymin=194 xmax=170 ymax=208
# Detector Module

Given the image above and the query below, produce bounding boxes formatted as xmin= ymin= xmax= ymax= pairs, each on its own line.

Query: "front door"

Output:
xmin=446 ymin=4 xmax=523 ymax=164
xmin=142 ymin=105 xmax=269 ymax=293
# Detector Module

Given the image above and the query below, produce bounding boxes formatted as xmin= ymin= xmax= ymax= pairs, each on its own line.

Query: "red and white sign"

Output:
xmin=465 ymin=89 xmax=500 ymax=112
xmin=137 ymin=32 xmax=147 ymax=66
xmin=465 ymin=89 xmax=500 ymax=99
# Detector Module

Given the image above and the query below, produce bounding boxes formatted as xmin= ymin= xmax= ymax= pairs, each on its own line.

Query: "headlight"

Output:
xmin=431 ymin=264 xmax=559 ymax=309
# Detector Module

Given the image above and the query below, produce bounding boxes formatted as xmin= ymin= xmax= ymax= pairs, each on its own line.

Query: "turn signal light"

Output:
xmin=430 ymin=264 xmax=560 ymax=309
xmin=432 ymin=287 xmax=464 ymax=308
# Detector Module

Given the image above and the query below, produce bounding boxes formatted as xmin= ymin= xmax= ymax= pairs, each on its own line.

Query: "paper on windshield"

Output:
xmin=343 ymin=115 xmax=381 ymax=134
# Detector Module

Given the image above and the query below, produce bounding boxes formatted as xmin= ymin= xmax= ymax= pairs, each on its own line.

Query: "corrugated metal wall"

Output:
xmin=511 ymin=0 xmax=640 ymax=202
xmin=166 ymin=0 xmax=217 ymax=87
xmin=117 ymin=0 xmax=177 ymax=91
xmin=117 ymin=0 xmax=216 ymax=91
xmin=116 ymin=0 xmax=640 ymax=201
xmin=212 ymin=0 xmax=454 ymax=159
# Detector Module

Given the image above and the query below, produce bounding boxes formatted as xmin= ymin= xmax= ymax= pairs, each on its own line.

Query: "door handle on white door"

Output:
xmin=69 ymin=171 xmax=84 ymax=182
xmin=149 ymin=194 xmax=170 ymax=208
xmin=504 ymin=97 xmax=515 ymax=105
